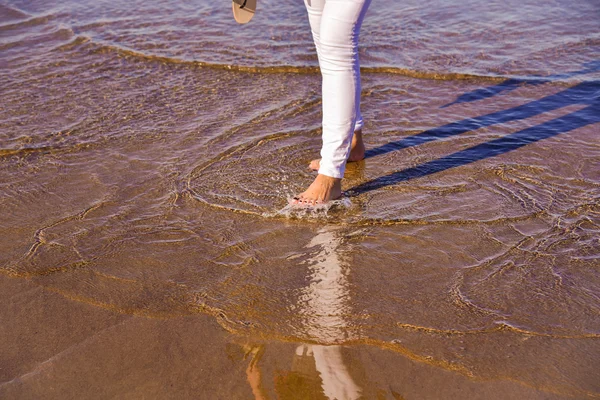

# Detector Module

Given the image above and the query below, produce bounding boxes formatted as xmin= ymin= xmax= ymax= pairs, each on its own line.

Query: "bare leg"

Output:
xmin=309 ymin=129 xmax=365 ymax=171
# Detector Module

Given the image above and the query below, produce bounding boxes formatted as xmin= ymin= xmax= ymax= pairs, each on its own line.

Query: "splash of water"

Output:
xmin=268 ymin=197 xmax=353 ymax=220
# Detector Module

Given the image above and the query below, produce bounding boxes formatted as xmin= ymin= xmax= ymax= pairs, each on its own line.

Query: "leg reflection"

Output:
xmin=299 ymin=227 xmax=356 ymax=342
xmin=244 ymin=344 xmax=268 ymax=400
xmin=242 ymin=227 xmax=363 ymax=400
xmin=312 ymin=345 xmax=361 ymax=400
xmin=297 ymin=227 xmax=362 ymax=399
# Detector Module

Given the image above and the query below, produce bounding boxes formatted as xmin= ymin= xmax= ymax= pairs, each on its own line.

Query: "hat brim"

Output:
xmin=232 ymin=0 xmax=256 ymax=24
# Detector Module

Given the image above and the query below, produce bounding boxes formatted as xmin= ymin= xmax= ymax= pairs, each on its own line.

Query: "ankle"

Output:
xmin=351 ymin=129 xmax=364 ymax=150
xmin=316 ymin=174 xmax=341 ymax=184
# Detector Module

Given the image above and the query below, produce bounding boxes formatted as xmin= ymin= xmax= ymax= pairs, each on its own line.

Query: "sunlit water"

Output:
xmin=1 ymin=0 xmax=599 ymax=397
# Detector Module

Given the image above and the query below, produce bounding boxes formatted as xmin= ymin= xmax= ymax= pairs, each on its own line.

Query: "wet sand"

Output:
xmin=0 ymin=274 xmax=591 ymax=399
xmin=2 ymin=0 xmax=600 ymax=398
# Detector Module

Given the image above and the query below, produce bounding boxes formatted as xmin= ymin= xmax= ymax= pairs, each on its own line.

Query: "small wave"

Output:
xmin=395 ymin=321 xmax=600 ymax=339
xmin=51 ymin=35 xmax=584 ymax=84
xmin=186 ymin=186 xmax=548 ymax=226
xmin=0 ymin=25 xmax=74 ymax=54
xmin=0 ymin=4 xmax=31 ymax=22
xmin=0 ymin=146 xmax=54 ymax=158
xmin=0 ymin=12 xmax=59 ymax=32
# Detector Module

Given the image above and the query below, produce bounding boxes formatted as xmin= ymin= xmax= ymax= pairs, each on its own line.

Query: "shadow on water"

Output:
xmin=441 ymin=60 xmax=600 ymax=108
xmin=349 ymin=62 xmax=600 ymax=196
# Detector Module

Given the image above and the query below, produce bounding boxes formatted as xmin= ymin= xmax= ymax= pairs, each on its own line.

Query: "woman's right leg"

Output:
xmin=304 ymin=0 xmax=366 ymax=173
xmin=295 ymin=0 xmax=371 ymax=204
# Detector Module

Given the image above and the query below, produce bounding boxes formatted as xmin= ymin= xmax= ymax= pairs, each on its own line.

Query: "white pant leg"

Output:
xmin=304 ymin=0 xmax=370 ymax=178
xmin=305 ymin=0 xmax=365 ymax=134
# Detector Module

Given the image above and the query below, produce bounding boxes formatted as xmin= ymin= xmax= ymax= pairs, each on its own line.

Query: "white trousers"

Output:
xmin=304 ymin=0 xmax=371 ymax=179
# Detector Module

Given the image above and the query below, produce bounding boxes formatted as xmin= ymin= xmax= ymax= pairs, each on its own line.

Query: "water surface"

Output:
xmin=1 ymin=0 xmax=599 ymax=398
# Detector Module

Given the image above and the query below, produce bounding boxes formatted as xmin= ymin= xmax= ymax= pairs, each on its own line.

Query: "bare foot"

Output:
xmin=309 ymin=129 xmax=365 ymax=171
xmin=291 ymin=174 xmax=342 ymax=205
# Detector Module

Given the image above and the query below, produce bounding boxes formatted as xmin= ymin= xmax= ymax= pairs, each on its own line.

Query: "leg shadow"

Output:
xmin=350 ymin=78 xmax=600 ymax=196
xmin=441 ymin=60 xmax=600 ymax=108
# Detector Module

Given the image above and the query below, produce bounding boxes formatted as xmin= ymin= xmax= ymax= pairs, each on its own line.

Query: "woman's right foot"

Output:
xmin=290 ymin=174 xmax=342 ymax=206
xmin=309 ymin=129 xmax=365 ymax=171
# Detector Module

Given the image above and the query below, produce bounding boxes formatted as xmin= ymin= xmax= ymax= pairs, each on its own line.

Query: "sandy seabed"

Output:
xmin=2 ymin=0 xmax=600 ymax=398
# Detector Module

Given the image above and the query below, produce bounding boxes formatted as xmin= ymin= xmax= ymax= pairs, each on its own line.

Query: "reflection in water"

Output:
xmin=242 ymin=227 xmax=363 ymax=399
xmin=311 ymin=345 xmax=361 ymax=400
xmin=244 ymin=344 xmax=268 ymax=400
xmin=299 ymin=228 xmax=355 ymax=343
xmin=296 ymin=227 xmax=362 ymax=400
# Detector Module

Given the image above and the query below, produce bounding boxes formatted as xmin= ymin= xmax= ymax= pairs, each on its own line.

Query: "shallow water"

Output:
xmin=1 ymin=0 xmax=599 ymax=398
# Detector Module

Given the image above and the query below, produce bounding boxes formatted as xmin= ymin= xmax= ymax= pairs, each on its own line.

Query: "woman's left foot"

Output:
xmin=291 ymin=174 xmax=342 ymax=205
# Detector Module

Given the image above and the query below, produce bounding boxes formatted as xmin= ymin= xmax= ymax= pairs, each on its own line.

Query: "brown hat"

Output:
xmin=232 ymin=0 xmax=256 ymax=24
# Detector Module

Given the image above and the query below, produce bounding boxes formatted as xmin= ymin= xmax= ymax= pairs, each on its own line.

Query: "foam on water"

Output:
xmin=270 ymin=196 xmax=353 ymax=220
